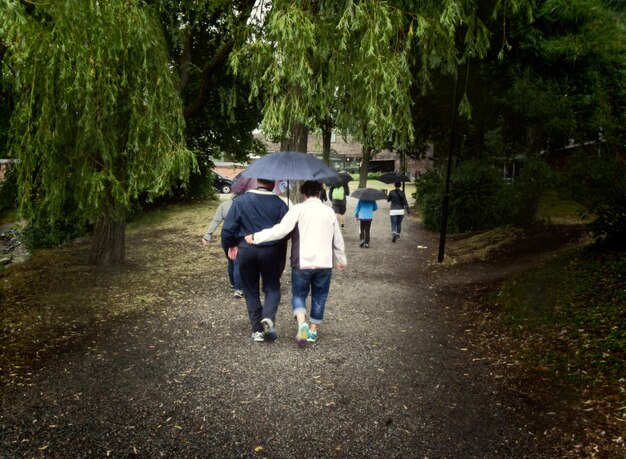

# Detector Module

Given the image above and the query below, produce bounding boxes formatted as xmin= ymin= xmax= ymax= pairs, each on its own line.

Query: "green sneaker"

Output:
xmin=296 ymin=322 xmax=309 ymax=346
xmin=307 ymin=329 xmax=318 ymax=342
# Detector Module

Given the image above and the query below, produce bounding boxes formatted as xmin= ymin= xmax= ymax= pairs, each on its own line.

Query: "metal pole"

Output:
xmin=438 ymin=71 xmax=460 ymax=263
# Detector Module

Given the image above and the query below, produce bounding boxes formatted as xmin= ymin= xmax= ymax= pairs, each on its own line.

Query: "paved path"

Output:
xmin=0 ymin=196 xmax=571 ymax=458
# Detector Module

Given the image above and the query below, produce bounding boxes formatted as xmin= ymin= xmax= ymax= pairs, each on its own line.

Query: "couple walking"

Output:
xmin=221 ymin=179 xmax=347 ymax=345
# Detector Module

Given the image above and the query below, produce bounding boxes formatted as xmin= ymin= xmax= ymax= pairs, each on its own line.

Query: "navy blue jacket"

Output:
xmin=221 ymin=189 xmax=289 ymax=249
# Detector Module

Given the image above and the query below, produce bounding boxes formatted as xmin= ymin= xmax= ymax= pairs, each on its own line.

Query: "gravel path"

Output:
xmin=1 ymin=196 xmax=573 ymax=458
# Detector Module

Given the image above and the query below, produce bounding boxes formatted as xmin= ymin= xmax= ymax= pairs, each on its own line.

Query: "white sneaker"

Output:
xmin=233 ymin=290 xmax=244 ymax=298
xmin=251 ymin=331 xmax=264 ymax=342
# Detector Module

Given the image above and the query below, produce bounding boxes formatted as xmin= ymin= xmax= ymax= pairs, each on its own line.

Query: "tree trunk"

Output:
xmin=281 ymin=121 xmax=309 ymax=204
xmin=89 ymin=214 xmax=126 ymax=265
xmin=321 ymin=118 xmax=332 ymax=165
xmin=359 ymin=145 xmax=372 ymax=188
xmin=280 ymin=121 xmax=308 ymax=152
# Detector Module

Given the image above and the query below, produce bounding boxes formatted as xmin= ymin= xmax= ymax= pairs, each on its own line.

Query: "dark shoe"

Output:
xmin=392 ymin=233 xmax=397 ymax=243
xmin=364 ymin=243 xmax=370 ymax=248
xmin=261 ymin=318 xmax=277 ymax=341
xmin=359 ymin=240 xmax=365 ymax=248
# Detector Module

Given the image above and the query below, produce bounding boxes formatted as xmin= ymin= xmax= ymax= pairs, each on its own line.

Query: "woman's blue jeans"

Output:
xmin=291 ymin=268 xmax=332 ymax=324
xmin=390 ymin=214 xmax=404 ymax=234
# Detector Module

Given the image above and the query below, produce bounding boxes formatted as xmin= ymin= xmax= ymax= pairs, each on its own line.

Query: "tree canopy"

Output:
xmin=1 ymin=0 xmax=195 ymax=264
xmin=231 ymin=0 xmax=534 ymax=152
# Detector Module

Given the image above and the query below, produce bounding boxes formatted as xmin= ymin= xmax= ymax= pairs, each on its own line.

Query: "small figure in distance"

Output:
xmin=354 ymin=198 xmax=378 ymax=248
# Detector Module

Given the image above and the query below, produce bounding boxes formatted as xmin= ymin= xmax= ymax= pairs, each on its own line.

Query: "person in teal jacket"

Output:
xmin=354 ymin=199 xmax=378 ymax=248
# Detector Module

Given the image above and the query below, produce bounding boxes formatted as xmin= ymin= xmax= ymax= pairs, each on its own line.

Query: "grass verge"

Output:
xmin=485 ymin=246 xmax=625 ymax=441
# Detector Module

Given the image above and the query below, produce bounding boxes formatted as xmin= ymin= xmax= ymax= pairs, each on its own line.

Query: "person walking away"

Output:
xmin=354 ymin=199 xmax=378 ymax=248
xmin=319 ymin=184 xmax=328 ymax=203
xmin=202 ymin=195 xmax=243 ymax=297
xmin=245 ymin=181 xmax=347 ymax=346
xmin=387 ymin=182 xmax=409 ymax=242
xmin=221 ymin=179 xmax=289 ymax=342
xmin=329 ymin=181 xmax=349 ymax=230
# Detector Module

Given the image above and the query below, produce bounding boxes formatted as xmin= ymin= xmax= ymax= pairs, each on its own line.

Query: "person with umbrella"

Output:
xmin=329 ymin=174 xmax=351 ymax=230
xmin=244 ymin=180 xmax=347 ymax=346
xmin=351 ymin=187 xmax=387 ymax=248
xmin=387 ymin=182 xmax=410 ymax=242
xmin=221 ymin=178 xmax=289 ymax=343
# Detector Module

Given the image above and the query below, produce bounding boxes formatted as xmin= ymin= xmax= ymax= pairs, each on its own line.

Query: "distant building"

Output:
xmin=254 ymin=131 xmax=433 ymax=180
xmin=0 ymin=159 xmax=15 ymax=182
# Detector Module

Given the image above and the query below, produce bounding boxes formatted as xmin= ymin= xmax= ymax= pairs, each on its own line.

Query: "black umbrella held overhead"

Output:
xmin=324 ymin=171 xmax=352 ymax=186
xmin=378 ymin=172 xmax=411 ymax=184
xmin=350 ymin=187 xmax=388 ymax=201
xmin=241 ymin=151 xmax=339 ymax=182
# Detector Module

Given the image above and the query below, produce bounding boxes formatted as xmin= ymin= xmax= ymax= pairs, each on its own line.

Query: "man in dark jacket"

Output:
xmin=221 ymin=179 xmax=289 ymax=342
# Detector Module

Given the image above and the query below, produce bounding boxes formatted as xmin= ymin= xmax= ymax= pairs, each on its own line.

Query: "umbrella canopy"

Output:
xmin=323 ymin=171 xmax=352 ymax=186
xmin=350 ymin=187 xmax=388 ymax=201
xmin=231 ymin=173 xmax=288 ymax=195
xmin=241 ymin=151 xmax=339 ymax=182
xmin=378 ymin=172 xmax=412 ymax=184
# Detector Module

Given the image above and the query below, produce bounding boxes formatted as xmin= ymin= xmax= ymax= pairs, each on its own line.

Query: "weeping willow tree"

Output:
xmin=231 ymin=0 xmax=533 ymax=186
xmin=1 ymin=0 xmax=195 ymax=265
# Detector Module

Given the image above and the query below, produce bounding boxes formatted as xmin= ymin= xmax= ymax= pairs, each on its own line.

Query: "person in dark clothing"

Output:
xmin=319 ymin=184 xmax=328 ymax=203
xmin=329 ymin=182 xmax=350 ymax=230
xmin=387 ymin=182 xmax=409 ymax=242
xmin=221 ymin=179 xmax=289 ymax=342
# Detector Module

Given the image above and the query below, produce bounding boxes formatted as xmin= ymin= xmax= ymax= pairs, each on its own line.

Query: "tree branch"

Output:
xmin=183 ymin=38 xmax=235 ymax=118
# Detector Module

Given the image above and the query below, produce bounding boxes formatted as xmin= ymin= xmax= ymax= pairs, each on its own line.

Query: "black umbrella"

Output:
xmin=241 ymin=151 xmax=339 ymax=182
xmin=378 ymin=172 xmax=412 ymax=184
xmin=350 ymin=187 xmax=388 ymax=201
xmin=324 ymin=171 xmax=353 ymax=186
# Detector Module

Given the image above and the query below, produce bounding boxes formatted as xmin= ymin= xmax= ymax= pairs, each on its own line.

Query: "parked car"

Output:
xmin=212 ymin=172 xmax=232 ymax=194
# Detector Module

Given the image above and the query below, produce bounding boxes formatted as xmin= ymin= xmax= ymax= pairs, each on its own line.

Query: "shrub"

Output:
xmin=562 ymin=150 xmax=626 ymax=248
xmin=414 ymin=158 xmax=554 ymax=233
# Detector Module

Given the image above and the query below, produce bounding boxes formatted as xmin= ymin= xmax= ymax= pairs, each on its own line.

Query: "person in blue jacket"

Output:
xmin=221 ymin=178 xmax=289 ymax=342
xmin=354 ymin=199 xmax=378 ymax=248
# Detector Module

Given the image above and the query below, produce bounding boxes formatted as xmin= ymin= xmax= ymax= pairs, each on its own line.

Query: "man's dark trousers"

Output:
xmin=238 ymin=242 xmax=286 ymax=333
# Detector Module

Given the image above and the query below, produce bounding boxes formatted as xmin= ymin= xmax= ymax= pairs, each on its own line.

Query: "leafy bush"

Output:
xmin=21 ymin=207 xmax=87 ymax=249
xmin=506 ymin=157 xmax=555 ymax=226
xmin=414 ymin=158 xmax=554 ymax=233
xmin=414 ymin=169 xmax=444 ymax=230
xmin=562 ymin=151 xmax=626 ymax=248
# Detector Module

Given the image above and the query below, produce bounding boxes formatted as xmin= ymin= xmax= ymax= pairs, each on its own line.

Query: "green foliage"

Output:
xmin=414 ymin=169 xmax=444 ymax=230
xmin=21 ymin=209 xmax=87 ymax=250
xmin=415 ymin=158 xmax=555 ymax=232
xmin=562 ymin=150 xmax=626 ymax=248
xmin=493 ymin=249 xmax=626 ymax=390
xmin=506 ymin=156 xmax=556 ymax=225
xmin=152 ymin=0 xmax=264 ymax=163
xmin=1 ymin=0 xmax=196 ymax=227
xmin=231 ymin=1 xmax=532 ymax=151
